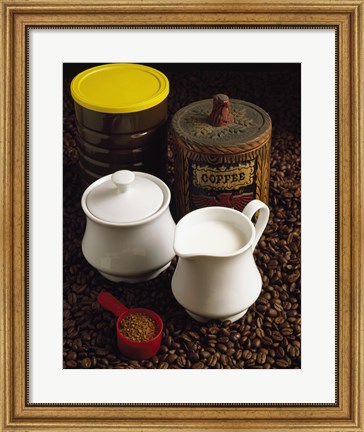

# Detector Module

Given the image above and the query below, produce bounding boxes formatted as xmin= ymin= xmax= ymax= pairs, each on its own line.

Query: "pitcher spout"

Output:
xmin=173 ymin=222 xmax=199 ymax=259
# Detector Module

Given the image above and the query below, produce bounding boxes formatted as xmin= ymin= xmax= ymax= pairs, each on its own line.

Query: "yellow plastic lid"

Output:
xmin=70 ymin=63 xmax=169 ymax=114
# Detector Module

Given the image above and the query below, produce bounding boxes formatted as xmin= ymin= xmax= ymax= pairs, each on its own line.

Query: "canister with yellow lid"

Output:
xmin=71 ymin=63 xmax=169 ymax=187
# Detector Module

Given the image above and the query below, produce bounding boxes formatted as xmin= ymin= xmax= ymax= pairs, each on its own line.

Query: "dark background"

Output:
xmin=64 ymin=62 xmax=300 ymax=141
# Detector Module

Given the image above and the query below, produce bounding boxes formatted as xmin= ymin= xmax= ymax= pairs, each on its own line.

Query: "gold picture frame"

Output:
xmin=1 ymin=1 xmax=363 ymax=430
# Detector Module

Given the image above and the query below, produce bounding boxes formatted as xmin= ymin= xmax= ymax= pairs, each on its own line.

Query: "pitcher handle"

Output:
xmin=242 ymin=200 xmax=270 ymax=251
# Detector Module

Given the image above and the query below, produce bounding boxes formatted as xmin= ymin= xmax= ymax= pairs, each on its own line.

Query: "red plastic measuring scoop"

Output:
xmin=97 ymin=291 xmax=163 ymax=360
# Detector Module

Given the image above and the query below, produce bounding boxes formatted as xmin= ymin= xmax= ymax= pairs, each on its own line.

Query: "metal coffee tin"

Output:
xmin=71 ymin=63 xmax=169 ymax=187
xmin=171 ymin=94 xmax=272 ymax=220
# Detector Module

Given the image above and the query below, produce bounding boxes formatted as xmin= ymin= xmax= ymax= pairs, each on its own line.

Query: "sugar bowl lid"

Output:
xmin=85 ymin=170 xmax=164 ymax=223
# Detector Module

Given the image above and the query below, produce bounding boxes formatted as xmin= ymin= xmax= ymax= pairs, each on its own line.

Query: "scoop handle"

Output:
xmin=242 ymin=200 xmax=270 ymax=251
xmin=97 ymin=292 xmax=129 ymax=316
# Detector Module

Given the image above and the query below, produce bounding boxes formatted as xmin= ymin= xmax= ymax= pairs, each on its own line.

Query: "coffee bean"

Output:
xmin=235 ymin=349 xmax=243 ymax=361
xmin=281 ymin=327 xmax=294 ymax=336
xmin=217 ymin=344 xmax=228 ymax=353
xmin=256 ymin=317 xmax=264 ymax=328
xmin=188 ymin=352 xmax=199 ymax=362
xmin=179 ymin=333 xmax=192 ymax=342
xmin=192 ymin=362 xmax=205 ymax=369
xmin=207 ymin=354 xmax=218 ymax=367
xmin=166 ymin=354 xmax=178 ymax=364
xmin=159 ymin=345 xmax=169 ymax=354
xmin=158 ymin=362 xmax=169 ymax=369
xmin=200 ymin=350 xmax=211 ymax=359
xmin=276 ymin=347 xmax=286 ymax=358
xmin=208 ymin=327 xmax=219 ymax=335
xmin=258 ymin=297 xmax=269 ymax=306
xmin=242 ymin=350 xmax=253 ymax=360
xmin=67 ymin=292 xmax=77 ymax=305
xmin=257 ymin=351 xmax=267 ymax=364
xmin=252 ymin=338 xmax=261 ymax=349
xmin=273 ymin=302 xmax=284 ymax=312
xmin=67 ymin=328 xmax=79 ymax=339
xmin=245 ymin=313 xmax=253 ymax=325
xmin=288 ymin=272 xmax=300 ymax=283
xmin=66 ymin=351 xmax=77 ymax=361
xmin=222 ymin=320 xmax=232 ymax=328
xmin=245 ymin=358 xmax=255 ymax=367
xmin=262 ymin=336 xmax=273 ymax=346
xmin=288 ymin=346 xmax=300 ymax=358
xmin=64 ymin=319 xmax=75 ymax=330
xmin=268 ymin=259 xmax=279 ymax=268
xmin=163 ymin=335 xmax=173 ymax=347
xmin=257 ymin=304 xmax=268 ymax=314
xmin=106 ymin=354 xmax=117 ymax=361
xmin=226 ymin=348 xmax=235 ymax=356
xmin=275 ymin=316 xmax=285 ymax=325
xmin=81 ymin=358 xmax=92 ymax=368
xmin=220 ymin=354 xmax=229 ymax=366
xmin=177 ymin=355 xmax=186 ymax=368
xmin=272 ymin=331 xmax=284 ymax=342
xmin=98 ymin=358 xmax=109 ymax=367
xmin=275 ymin=359 xmax=289 ymax=368
xmin=256 ymin=328 xmax=265 ymax=338
xmin=267 ymin=308 xmax=278 ymax=318
xmin=266 ymin=356 xmax=275 ymax=365
xmin=188 ymin=331 xmax=200 ymax=340
xmin=229 ymin=332 xmax=240 ymax=342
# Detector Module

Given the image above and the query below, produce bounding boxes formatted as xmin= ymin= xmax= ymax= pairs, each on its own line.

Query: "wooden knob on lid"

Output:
xmin=208 ymin=94 xmax=234 ymax=127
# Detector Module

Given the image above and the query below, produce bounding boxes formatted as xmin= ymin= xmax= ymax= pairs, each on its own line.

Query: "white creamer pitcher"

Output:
xmin=171 ymin=200 xmax=269 ymax=322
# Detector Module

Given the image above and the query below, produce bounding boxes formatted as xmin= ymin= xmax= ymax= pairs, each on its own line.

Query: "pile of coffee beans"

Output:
xmin=63 ymin=63 xmax=301 ymax=369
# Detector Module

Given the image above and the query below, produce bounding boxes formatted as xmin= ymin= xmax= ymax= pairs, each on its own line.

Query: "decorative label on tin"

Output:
xmin=189 ymin=160 xmax=256 ymax=211
xmin=192 ymin=160 xmax=255 ymax=190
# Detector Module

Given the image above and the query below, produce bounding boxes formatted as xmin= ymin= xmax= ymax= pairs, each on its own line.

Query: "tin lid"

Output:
xmin=70 ymin=64 xmax=169 ymax=114
xmin=171 ymin=94 xmax=271 ymax=148
xmin=86 ymin=170 xmax=164 ymax=223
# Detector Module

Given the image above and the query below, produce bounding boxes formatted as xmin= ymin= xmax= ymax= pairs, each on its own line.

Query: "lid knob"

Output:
xmin=208 ymin=94 xmax=234 ymax=127
xmin=111 ymin=170 xmax=135 ymax=193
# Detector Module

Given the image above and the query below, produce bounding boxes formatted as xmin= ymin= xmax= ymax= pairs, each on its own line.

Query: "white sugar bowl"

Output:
xmin=81 ymin=170 xmax=176 ymax=283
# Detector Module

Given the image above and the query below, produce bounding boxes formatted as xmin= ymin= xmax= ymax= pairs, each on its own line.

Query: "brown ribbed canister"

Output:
xmin=70 ymin=64 xmax=169 ymax=188
xmin=171 ymin=94 xmax=272 ymax=220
